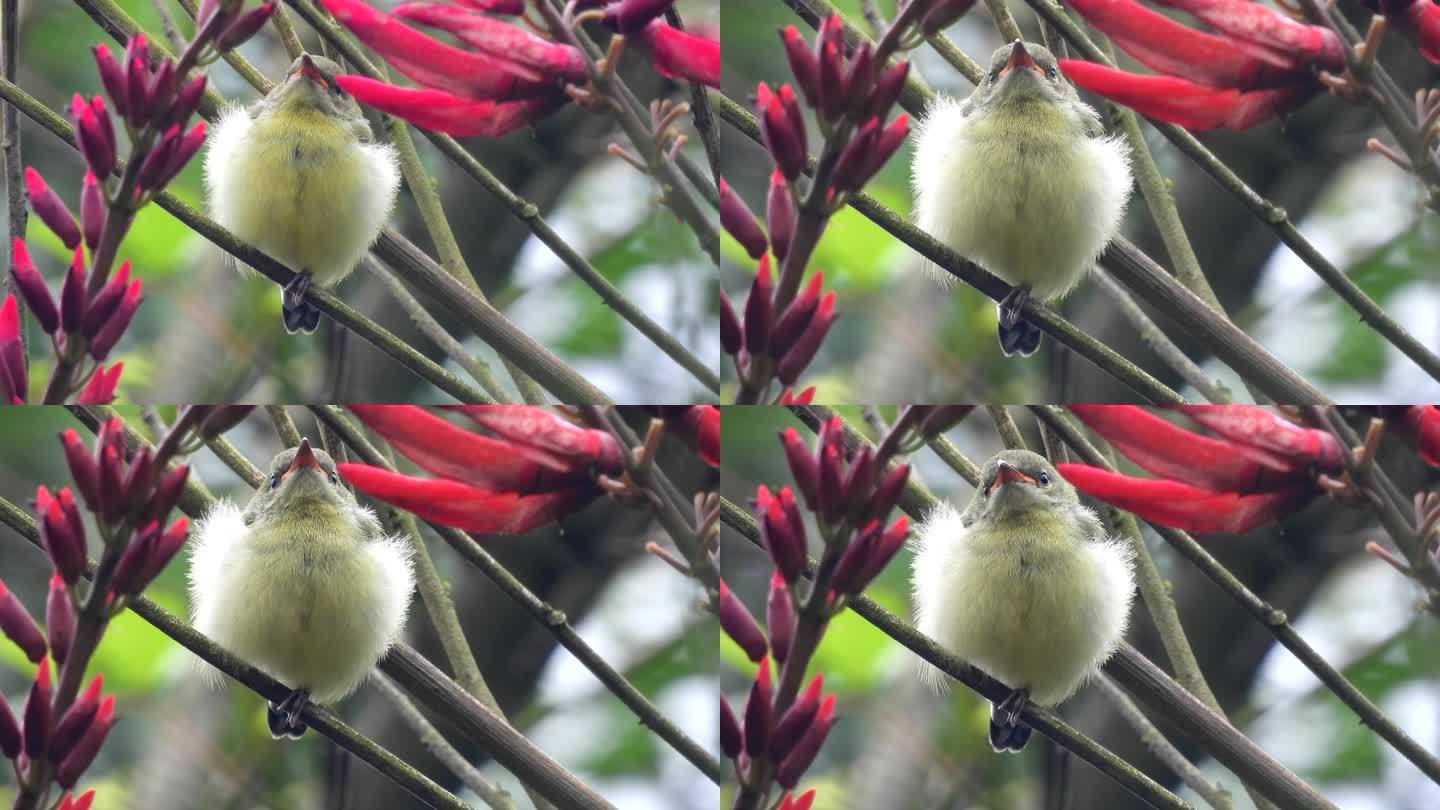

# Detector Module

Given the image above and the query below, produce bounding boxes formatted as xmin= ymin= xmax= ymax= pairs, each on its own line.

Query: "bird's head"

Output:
xmin=968 ymin=448 xmax=1078 ymax=522
xmin=249 ymin=438 xmax=356 ymax=519
xmin=267 ymin=53 xmax=362 ymax=121
xmin=970 ymin=41 xmax=1079 ymax=113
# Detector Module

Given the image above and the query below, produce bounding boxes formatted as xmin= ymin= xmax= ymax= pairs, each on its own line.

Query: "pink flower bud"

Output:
xmin=134 ymin=517 xmax=189 ymax=590
xmin=0 ymin=578 xmax=46 ymax=663
xmin=50 ymin=674 xmax=103 ymax=763
xmin=56 ymin=694 xmax=115 ymax=789
xmin=93 ymin=44 xmax=128 ymax=118
xmin=23 ymin=657 xmax=52 ymax=759
xmin=97 ymin=444 xmax=126 ymax=524
xmin=760 ymin=487 xmax=806 ymax=583
xmin=81 ymin=261 xmax=130 ymax=339
xmin=831 ymin=117 xmax=879 ymax=193
xmin=863 ymin=60 xmax=909 ymax=122
xmin=720 ymin=695 xmax=742 ymax=758
xmin=145 ymin=58 xmax=177 ymax=123
xmin=776 ymin=292 xmax=835 ymax=386
xmin=865 ymin=463 xmax=910 ymax=524
xmin=602 ymin=0 xmax=674 ymax=34
xmin=770 ymin=673 xmax=822 ymax=760
xmin=765 ymin=169 xmax=794 ymax=261
xmin=851 ymin=516 xmax=909 ymax=594
xmin=776 ymin=694 xmax=835 ymax=788
xmin=80 ymin=172 xmax=105 ymax=250
xmin=759 ymin=83 xmax=806 ymax=180
xmin=87 ymin=277 xmax=141 ymax=361
xmin=829 ymin=519 xmax=879 ymax=595
xmin=718 ymin=579 xmax=767 ymax=662
xmin=75 ymin=361 xmax=123 ymax=405
xmin=60 ymin=429 xmax=100 ymax=511
xmin=718 ymin=177 xmax=767 ymax=260
xmin=771 ymin=272 xmax=823 ymax=355
xmin=766 ymin=572 xmax=795 ymax=664
xmin=743 ymin=658 xmax=773 ymax=757
xmin=165 ymin=75 xmax=207 ymax=129
xmin=89 ymin=96 xmax=116 ymax=171
xmin=70 ymin=95 xmax=115 ymax=179
xmin=23 ymin=167 xmax=81 ymax=250
xmin=0 ymin=295 xmax=22 ymax=403
xmin=40 ymin=488 xmax=86 ymax=585
xmin=46 ymin=574 xmax=75 ymax=668
xmin=815 ymin=16 xmax=846 ymax=122
xmin=780 ymin=26 xmax=818 ymax=108
xmin=779 ymin=428 xmax=819 ymax=509
xmin=840 ymin=43 xmax=873 ymax=119
xmin=743 ymin=255 xmax=774 ymax=355
xmin=856 ymin=114 xmax=909 ymax=186
xmin=840 ymin=447 xmax=876 ymax=510
xmin=216 ymin=2 xmax=277 ymax=51
xmin=125 ymin=56 xmax=149 ymax=129
xmin=9 ymin=238 xmax=59 ymax=334
xmin=59 ymin=246 xmax=88 ymax=334
xmin=119 ymin=447 xmax=154 ymax=512
xmin=143 ymin=464 xmax=189 ymax=524
xmin=136 ymin=126 xmax=179 ymax=192
xmin=110 ymin=520 xmax=159 ymax=597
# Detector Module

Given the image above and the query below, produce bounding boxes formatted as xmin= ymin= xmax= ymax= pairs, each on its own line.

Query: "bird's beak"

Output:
xmin=985 ymin=460 xmax=1037 ymax=497
xmin=285 ymin=438 xmax=321 ymax=479
xmin=997 ymin=40 xmax=1043 ymax=81
xmin=295 ymin=54 xmax=337 ymax=92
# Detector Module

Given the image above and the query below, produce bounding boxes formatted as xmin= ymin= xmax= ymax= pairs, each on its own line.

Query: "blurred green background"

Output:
xmin=3 ymin=0 xmax=719 ymax=403
xmin=719 ymin=1 xmax=1440 ymax=403
xmin=0 ymin=406 xmax=718 ymax=809
xmin=720 ymin=405 xmax=1440 ymax=809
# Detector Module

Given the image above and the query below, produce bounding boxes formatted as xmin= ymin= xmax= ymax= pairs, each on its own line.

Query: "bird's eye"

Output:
xmin=269 ymin=472 xmax=282 ymax=489
xmin=327 ymin=471 xmax=338 ymax=484
xmin=1044 ymin=67 xmax=1057 ymax=80
xmin=1038 ymin=472 xmax=1050 ymax=486
xmin=988 ymin=69 xmax=999 ymax=84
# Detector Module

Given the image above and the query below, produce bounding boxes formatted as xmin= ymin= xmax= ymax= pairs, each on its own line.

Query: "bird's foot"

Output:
xmin=998 ymin=285 xmax=1031 ymax=329
xmin=267 ymin=688 xmax=311 ymax=739
xmin=281 ymin=270 xmax=321 ymax=334
xmin=996 ymin=307 xmax=1043 ymax=357
xmin=997 ymin=687 xmax=1030 ymax=726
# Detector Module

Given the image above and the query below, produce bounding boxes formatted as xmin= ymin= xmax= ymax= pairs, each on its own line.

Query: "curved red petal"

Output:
xmin=338 ymin=463 xmax=593 ymax=534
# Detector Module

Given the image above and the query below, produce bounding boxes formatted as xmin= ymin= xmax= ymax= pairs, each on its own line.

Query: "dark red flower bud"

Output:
xmin=721 ymin=694 xmax=742 ymax=758
xmin=841 ymin=44 xmax=873 ymax=119
xmin=136 ymin=126 xmax=180 ymax=192
xmin=216 ymin=2 xmax=277 ymax=51
xmin=9 ymin=238 xmax=59 ymax=335
xmin=815 ymin=16 xmax=846 ymax=121
xmin=90 ymin=96 xmax=116 ymax=170
xmin=853 ymin=515 xmax=908 ymax=591
xmin=23 ymin=167 xmax=81 ymax=250
xmin=56 ymin=694 xmax=115 ymax=789
xmin=120 ymin=447 xmax=154 ymax=510
xmin=165 ymin=75 xmax=208 ymax=129
xmin=865 ymin=463 xmax=910 ymax=524
xmin=93 ymin=44 xmax=128 ymax=118
xmin=766 ymin=572 xmax=795 ymax=665
xmin=779 ymin=427 xmax=820 ymax=509
xmin=79 ymin=172 xmax=106 ymax=251
xmin=761 ymin=486 xmax=806 ymax=582
xmin=87 ymin=276 xmax=141 ymax=362
xmin=829 ymin=519 xmax=879 ymax=595
xmin=719 ymin=177 xmax=767 ymax=259
xmin=143 ymin=464 xmax=189 ymax=524
xmin=97 ymin=444 xmax=125 ymax=524
xmin=0 ymin=681 xmax=19 ymax=758
xmin=0 ymin=295 xmax=22 ymax=404
xmin=766 ymin=169 xmax=795 ymax=262
xmin=917 ymin=404 xmax=975 ymax=438
xmin=776 ymin=693 xmax=835 ymax=788
xmin=759 ymin=83 xmax=806 ymax=180
xmin=81 ymin=262 xmax=128 ymax=341
xmin=718 ymin=579 xmax=768 ymax=662
xmin=1384 ymin=0 xmax=1440 ymax=62
xmin=154 ymin=121 xmax=206 ymax=189
xmin=744 ymin=255 xmax=774 ymax=356
xmin=23 ymin=657 xmax=52 ymax=759
xmin=50 ymin=674 xmax=102 ymax=763
xmin=133 ymin=517 xmax=189 ymax=590
xmin=123 ymin=34 xmax=150 ymax=81
xmin=831 ymin=117 xmax=880 ymax=193
xmin=863 ymin=60 xmax=909 ymax=122
xmin=109 ymin=520 xmax=160 ymax=596
xmin=1057 ymin=463 xmax=1312 ymax=534
xmin=40 ymin=488 xmax=86 ymax=585
xmin=46 ymin=574 xmax=75 ymax=668
xmin=720 ymin=292 xmax=743 ymax=355
xmin=125 ymin=57 xmax=149 ymax=128
xmin=145 ymin=58 xmax=177 ymax=122
xmin=602 ymin=0 xmax=674 ymax=34
xmin=0 ymin=578 xmax=46 ymax=662
xmin=69 ymin=95 xmax=115 ymax=180
xmin=840 ymin=447 xmax=875 ymax=507
xmin=743 ymin=657 xmax=773 ymax=757
xmin=197 ymin=405 xmax=255 ymax=440
xmin=780 ymin=25 xmax=819 ymax=107
xmin=920 ymin=0 xmax=977 ymax=37
xmin=60 ymin=429 xmax=100 ymax=511
xmin=857 ymin=114 xmax=909 ymax=185
xmin=816 ymin=442 xmax=844 ymax=525
xmin=776 ymin=292 xmax=835 ymax=386
xmin=60 ymin=246 xmax=87 ymax=334
xmin=770 ymin=673 xmax=822 ymax=760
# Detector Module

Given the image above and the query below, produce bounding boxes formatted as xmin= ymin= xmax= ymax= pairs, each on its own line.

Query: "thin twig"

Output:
xmin=150 ymin=0 xmax=184 ymax=50
xmin=1094 ymin=271 xmax=1232 ymax=403
xmin=662 ymin=6 xmax=718 ymax=181
xmin=984 ymin=0 xmax=1022 ymax=42
xmin=265 ymin=405 xmax=303 ymax=447
xmin=2 ymin=0 xmax=26 ymax=362
xmin=986 ymin=405 xmax=1026 ymax=450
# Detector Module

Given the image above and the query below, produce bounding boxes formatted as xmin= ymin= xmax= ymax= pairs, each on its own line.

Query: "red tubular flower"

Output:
xmin=340 ymin=463 xmax=596 ymax=534
xmin=87 ymin=275 xmax=142 ymax=362
xmin=80 ymin=172 xmax=105 ymax=250
xmin=59 ymin=246 xmax=89 ymax=335
xmin=721 ymin=694 xmax=743 ymax=758
xmin=744 ymin=255 xmax=775 ymax=356
xmin=395 ymin=3 xmax=586 ymax=81
xmin=39 ymin=487 xmax=87 ymax=584
xmin=47 ymin=573 xmax=75 ymax=667
xmin=638 ymin=19 xmax=719 ymax=88
xmin=24 ymin=167 xmax=81 ymax=249
xmin=770 ymin=673 xmax=822 ymax=760
xmin=776 ymin=292 xmax=835 ymax=386
xmin=780 ymin=26 xmax=819 ymax=107
xmin=776 ymin=693 xmax=835 ymax=788
xmin=759 ymin=83 xmax=807 ymax=181
xmin=0 ymin=295 xmax=26 ymax=404
xmin=772 ymin=272 xmax=824 ymax=353
xmin=719 ymin=578 xmax=768 ymax=661
xmin=1058 ymin=463 xmax=1311 ymax=533
xmin=93 ymin=43 xmax=127 ymax=119
xmin=601 ymin=0 xmax=674 ymax=34
xmin=1068 ymin=0 xmax=1300 ymax=88
xmin=320 ymin=0 xmax=551 ymax=99
xmin=1059 ymin=59 xmax=1313 ymax=130
xmin=215 ymin=2 xmax=277 ymax=51
xmin=82 ymin=262 xmax=131 ymax=340
xmin=334 ymin=75 xmax=559 ymax=137
xmin=814 ymin=16 xmax=846 ymax=122
xmin=23 ymin=658 xmax=52 ymax=759
xmin=720 ymin=293 xmax=743 ymax=355
xmin=766 ymin=572 xmax=795 ymax=664
xmin=56 ymin=694 xmax=115 ymax=789
xmin=863 ymin=61 xmax=909 ymax=122
xmin=75 ymin=362 xmax=123 ymax=405
xmin=743 ymin=657 xmax=773 ymax=757
xmin=778 ymin=790 xmax=818 ymax=810
xmin=10 ymin=239 xmax=59 ymax=335
xmin=0 ymin=577 xmax=46 ymax=662
xmin=779 ymin=427 xmax=819 ymax=508
xmin=0 ymin=681 xmax=19 ymax=758
xmin=50 ymin=674 xmax=103 ymax=763
xmin=1402 ymin=405 xmax=1440 ymax=466
xmin=445 ymin=405 xmax=626 ymax=473
xmin=758 ymin=485 xmax=807 ymax=582
xmin=1164 ymin=405 xmax=1342 ymax=470
xmin=61 ymin=429 xmax=99 ymax=511
xmin=70 ymin=96 xmax=116 ymax=180
xmin=1361 ymin=1 xmax=1440 ymax=62
xmin=719 ymin=177 xmax=768 ymax=259
xmin=685 ymin=405 xmax=719 ymax=467
xmin=1150 ymin=0 xmax=1343 ymax=67
xmin=766 ymin=169 xmax=795 ymax=261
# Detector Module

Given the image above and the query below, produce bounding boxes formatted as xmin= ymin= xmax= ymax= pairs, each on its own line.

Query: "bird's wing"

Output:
xmin=187 ymin=499 xmax=249 ymax=687
xmin=360 ymin=506 xmax=416 ymax=652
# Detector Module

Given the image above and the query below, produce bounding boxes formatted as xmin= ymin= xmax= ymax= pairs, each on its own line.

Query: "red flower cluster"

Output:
xmin=337 ymin=405 xmax=625 ymax=534
xmin=1058 ymin=405 xmax=1343 ymax=533
xmin=320 ymin=0 xmax=715 ymax=138
xmin=1060 ymin=0 xmax=1343 ymax=130
xmin=92 ymin=35 xmax=211 ymax=190
xmin=722 ymin=255 xmax=837 ymax=396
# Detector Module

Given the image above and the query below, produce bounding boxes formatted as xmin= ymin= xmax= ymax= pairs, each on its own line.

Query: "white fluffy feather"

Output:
xmin=911 ymin=93 xmax=1131 ymax=301
xmin=910 ymin=500 xmax=1134 ymax=705
xmin=188 ymin=499 xmax=414 ymax=702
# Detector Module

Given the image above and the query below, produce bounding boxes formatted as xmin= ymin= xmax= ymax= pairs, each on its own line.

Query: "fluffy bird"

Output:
xmin=189 ymin=438 xmax=414 ymax=738
xmin=911 ymin=40 xmax=1132 ymax=356
xmin=910 ymin=449 xmax=1134 ymax=752
xmin=205 ymin=53 xmax=400 ymax=334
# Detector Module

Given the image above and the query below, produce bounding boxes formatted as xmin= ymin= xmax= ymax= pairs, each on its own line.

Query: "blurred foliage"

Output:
xmin=719 ymin=405 xmax=1440 ymax=809
xmin=6 ymin=0 xmax=719 ymax=403
xmin=719 ymin=0 xmax=1440 ymax=402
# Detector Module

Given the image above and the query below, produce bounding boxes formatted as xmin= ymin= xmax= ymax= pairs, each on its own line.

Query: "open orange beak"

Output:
xmin=295 ymin=54 xmax=337 ymax=92
xmin=985 ymin=460 xmax=1037 ymax=497
xmin=285 ymin=437 xmax=322 ymax=479
xmin=997 ymin=40 xmax=1043 ymax=81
